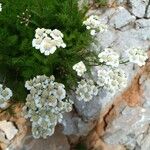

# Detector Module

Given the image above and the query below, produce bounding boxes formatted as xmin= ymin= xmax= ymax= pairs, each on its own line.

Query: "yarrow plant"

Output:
xmin=124 ymin=48 xmax=148 ymax=66
xmin=0 ymin=0 xmax=149 ymax=139
xmin=75 ymin=46 xmax=148 ymax=102
xmin=98 ymin=48 xmax=120 ymax=67
xmin=73 ymin=61 xmax=87 ymax=77
xmin=76 ymin=79 xmax=98 ymax=102
xmin=0 ymin=84 xmax=13 ymax=109
xmin=97 ymin=67 xmax=127 ymax=94
xmin=32 ymin=28 xmax=66 ymax=56
xmin=83 ymin=15 xmax=108 ymax=35
xmin=23 ymin=75 xmax=73 ymax=138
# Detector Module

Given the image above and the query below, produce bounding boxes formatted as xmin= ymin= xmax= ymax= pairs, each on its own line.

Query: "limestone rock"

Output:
xmin=141 ymin=128 xmax=150 ymax=150
xmin=135 ymin=19 xmax=150 ymax=28
xmin=0 ymin=130 xmax=9 ymax=144
xmin=61 ymin=112 xmax=96 ymax=136
xmin=17 ymin=126 xmax=70 ymax=150
xmin=103 ymin=106 xmax=150 ymax=149
xmin=112 ymin=28 xmax=150 ymax=52
xmin=109 ymin=7 xmax=136 ymax=29
xmin=96 ymin=28 xmax=117 ymax=49
xmin=128 ymin=0 xmax=149 ymax=18
xmin=0 ymin=120 xmax=18 ymax=141
xmin=147 ymin=6 xmax=150 ymax=18
xmin=140 ymin=76 xmax=150 ymax=108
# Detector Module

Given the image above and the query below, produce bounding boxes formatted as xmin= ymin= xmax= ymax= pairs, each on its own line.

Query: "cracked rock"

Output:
xmin=0 ymin=120 xmax=18 ymax=141
xmin=61 ymin=112 xmax=96 ymax=136
xmin=129 ymin=0 xmax=149 ymax=18
xmin=109 ymin=6 xmax=136 ymax=29
xmin=103 ymin=106 xmax=150 ymax=150
xmin=135 ymin=19 xmax=150 ymax=28
xmin=146 ymin=4 xmax=150 ymax=18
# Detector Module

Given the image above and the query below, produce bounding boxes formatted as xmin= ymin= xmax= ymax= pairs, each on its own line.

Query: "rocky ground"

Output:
xmin=0 ymin=0 xmax=150 ymax=150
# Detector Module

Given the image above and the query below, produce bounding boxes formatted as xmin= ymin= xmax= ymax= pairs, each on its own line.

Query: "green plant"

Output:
xmin=0 ymin=0 xmax=93 ymax=101
xmin=95 ymin=0 xmax=107 ymax=6
xmin=75 ymin=143 xmax=87 ymax=150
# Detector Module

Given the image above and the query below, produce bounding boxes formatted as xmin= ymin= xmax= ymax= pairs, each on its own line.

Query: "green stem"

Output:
xmin=119 ymin=60 xmax=129 ymax=64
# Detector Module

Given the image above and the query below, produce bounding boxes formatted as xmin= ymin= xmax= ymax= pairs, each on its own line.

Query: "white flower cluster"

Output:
xmin=32 ymin=28 xmax=66 ymax=56
xmin=97 ymin=67 xmax=127 ymax=94
xmin=125 ymin=48 xmax=148 ymax=66
xmin=73 ymin=61 xmax=87 ymax=76
xmin=98 ymin=48 xmax=120 ymax=67
xmin=83 ymin=15 xmax=108 ymax=36
xmin=75 ymin=79 xmax=98 ymax=102
xmin=23 ymin=75 xmax=73 ymax=138
xmin=0 ymin=3 xmax=2 ymax=12
xmin=0 ymin=84 xmax=13 ymax=109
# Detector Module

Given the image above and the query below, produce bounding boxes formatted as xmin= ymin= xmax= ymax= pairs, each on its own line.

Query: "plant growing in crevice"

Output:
xmin=0 ymin=0 xmax=93 ymax=101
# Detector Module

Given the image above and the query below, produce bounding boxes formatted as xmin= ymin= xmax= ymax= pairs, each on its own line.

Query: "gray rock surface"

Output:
xmin=103 ymin=73 xmax=150 ymax=150
xmin=147 ymin=5 xmax=150 ymax=18
xmin=63 ymin=2 xmax=150 ymax=137
xmin=61 ymin=112 xmax=96 ymax=136
xmin=109 ymin=7 xmax=136 ymax=29
xmin=141 ymin=128 xmax=150 ymax=150
xmin=128 ymin=0 xmax=149 ymax=18
xmin=103 ymin=105 xmax=150 ymax=150
xmin=16 ymin=126 xmax=70 ymax=150
xmin=135 ymin=19 xmax=150 ymax=28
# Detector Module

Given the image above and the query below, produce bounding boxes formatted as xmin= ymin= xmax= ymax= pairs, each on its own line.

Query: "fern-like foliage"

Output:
xmin=0 ymin=0 xmax=93 ymax=101
xmin=95 ymin=0 xmax=107 ymax=6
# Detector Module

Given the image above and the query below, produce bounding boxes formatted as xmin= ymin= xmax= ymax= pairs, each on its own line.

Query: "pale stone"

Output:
xmin=17 ymin=126 xmax=70 ymax=150
xmin=103 ymin=105 xmax=150 ymax=149
xmin=61 ymin=112 xmax=96 ymax=135
xmin=128 ymin=0 xmax=149 ymax=18
xmin=141 ymin=128 xmax=150 ymax=150
xmin=147 ymin=6 xmax=150 ymax=18
xmin=0 ymin=120 xmax=18 ymax=141
xmin=96 ymin=28 xmax=117 ymax=49
xmin=0 ymin=130 xmax=9 ymax=144
xmin=109 ymin=7 xmax=136 ymax=29
xmin=135 ymin=19 xmax=150 ymax=28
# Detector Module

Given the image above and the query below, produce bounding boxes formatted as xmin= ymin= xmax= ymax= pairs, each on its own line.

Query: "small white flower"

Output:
xmin=90 ymin=30 xmax=96 ymax=36
xmin=73 ymin=61 xmax=87 ymax=77
xmin=0 ymin=84 xmax=13 ymax=109
xmin=76 ymin=79 xmax=98 ymax=102
xmin=0 ymin=3 xmax=2 ymax=12
xmin=50 ymin=29 xmax=64 ymax=39
xmin=32 ymin=38 xmax=43 ymax=49
xmin=32 ymin=28 xmax=66 ymax=56
xmin=83 ymin=15 xmax=108 ymax=35
xmin=96 ymin=67 xmax=127 ymax=95
xmin=98 ymin=48 xmax=120 ymax=67
xmin=23 ymin=75 xmax=73 ymax=138
xmin=125 ymin=48 xmax=148 ymax=66
xmin=40 ymin=38 xmax=57 ymax=55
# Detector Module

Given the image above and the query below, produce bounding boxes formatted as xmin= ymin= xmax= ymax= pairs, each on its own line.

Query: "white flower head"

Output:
xmin=76 ymin=79 xmax=98 ymax=102
xmin=98 ymin=48 xmax=120 ymax=67
xmin=83 ymin=15 xmax=108 ymax=36
xmin=125 ymin=48 xmax=148 ymax=66
xmin=96 ymin=67 xmax=127 ymax=95
xmin=23 ymin=75 xmax=73 ymax=138
xmin=32 ymin=28 xmax=66 ymax=56
xmin=0 ymin=84 xmax=13 ymax=109
xmin=73 ymin=61 xmax=87 ymax=77
xmin=40 ymin=38 xmax=57 ymax=55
